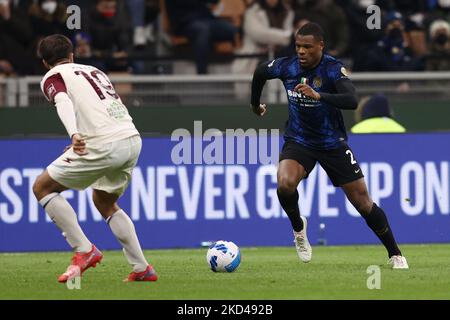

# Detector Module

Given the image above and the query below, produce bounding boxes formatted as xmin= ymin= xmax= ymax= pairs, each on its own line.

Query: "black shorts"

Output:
xmin=279 ymin=140 xmax=364 ymax=187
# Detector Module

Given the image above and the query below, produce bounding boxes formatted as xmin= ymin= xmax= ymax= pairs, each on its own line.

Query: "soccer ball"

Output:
xmin=206 ymin=240 xmax=241 ymax=272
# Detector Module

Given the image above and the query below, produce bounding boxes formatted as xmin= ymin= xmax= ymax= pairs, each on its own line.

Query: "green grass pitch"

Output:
xmin=1 ymin=244 xmax=449 ymax=300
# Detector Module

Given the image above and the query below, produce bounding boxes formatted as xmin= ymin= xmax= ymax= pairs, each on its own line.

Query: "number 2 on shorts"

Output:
xmin=346 ymin=149 xmax=357 ymax=165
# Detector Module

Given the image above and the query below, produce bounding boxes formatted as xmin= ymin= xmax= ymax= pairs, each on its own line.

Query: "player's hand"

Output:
xmin=71 ymin=133 xmax=88 ymax=156
xmin=251 ymin=103 xmax=267 ymax=117
xmin=294 ymin=84 xmax=321 ymax=100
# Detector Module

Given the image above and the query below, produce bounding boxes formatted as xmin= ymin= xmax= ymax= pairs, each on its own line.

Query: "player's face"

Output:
xmin=295 ymin=34 xmax=324 ymax=69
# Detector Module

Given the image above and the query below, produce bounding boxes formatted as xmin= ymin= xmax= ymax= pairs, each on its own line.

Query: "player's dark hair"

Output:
xmin=296 ymin=22 xmax=324 ymax=41
xmin=38 ymin=34 xmax=73 ymax=66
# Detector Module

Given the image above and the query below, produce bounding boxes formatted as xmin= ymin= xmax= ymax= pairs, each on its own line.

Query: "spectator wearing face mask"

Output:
xmin=425 ymin=0 xmax=450 ymax=29
xmin=378 ymin=0 xmax=429 ymax=57
xmin=361 ymin=11 xmax=424 ymax=71
xmin=84 ymin=0 xmax=131 ymax=72
xmin=28 ymin=0 xmax=69 ymax=74
xmin=0 ymin=0 xmax=34 ymax=75
xmin=426 ymin=20 xmax=450 ymax=70
xmin=28 ymin=0 xmax=68 ymax=37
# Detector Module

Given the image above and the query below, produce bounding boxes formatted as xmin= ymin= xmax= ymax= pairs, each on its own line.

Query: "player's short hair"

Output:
xmin=38 ymin=34 xmax=73 ymax=66
xmin=296 ymin=22 xmax=324 ymax=41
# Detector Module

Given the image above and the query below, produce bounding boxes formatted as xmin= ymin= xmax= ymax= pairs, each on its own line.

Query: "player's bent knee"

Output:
xmin=32 ymin=171 xmax=66 ymax=201
xmin=32 ymin=174 xmax=47 ymax=200
xmin=347 ymin=187 xmax=368 ymax=202
xmin=93 ymin=201 xmax=117 ymax=219
xmin=350 ymin=197 xmax=373 ymax=215
xmin=277 ymin=177 xmax=298 ymax=195
xmin=92 ymin=192 xmax=120 ymax=219
xmin=359 ymin=201 xmax=373 ymax=216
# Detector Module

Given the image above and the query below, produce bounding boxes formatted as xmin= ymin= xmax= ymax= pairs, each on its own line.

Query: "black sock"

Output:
xmin=277 ymin=189 xmax=303 ymax=232
xmin=363 ymin=203 xmax=401 ymax=258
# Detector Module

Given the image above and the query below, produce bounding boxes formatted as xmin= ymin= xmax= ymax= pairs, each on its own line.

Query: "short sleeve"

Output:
xmin=41 ymin=73 xmax=67 ymax=104
xmin=327 ymin=62 xmax=350 ymax=85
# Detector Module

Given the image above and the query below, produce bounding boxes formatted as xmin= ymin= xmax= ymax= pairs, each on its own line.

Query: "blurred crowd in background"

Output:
xmin=1 ymin=0 xmax=450 ymax=76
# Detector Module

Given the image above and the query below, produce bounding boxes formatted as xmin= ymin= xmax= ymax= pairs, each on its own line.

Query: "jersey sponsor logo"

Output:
xmin=287 ymin=89 xmax=319 ymax=107
xmin=287 ymin=89 xmax=304 ymax=98
xmin=107 ymin=101 xmax=129 ymax=120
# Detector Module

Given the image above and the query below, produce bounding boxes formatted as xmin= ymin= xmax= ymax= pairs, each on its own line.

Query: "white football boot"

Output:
xmin=388 ymin=255 xmax=409 ymax=269
xmin=293 ymin=216 xmax=312 ymax=263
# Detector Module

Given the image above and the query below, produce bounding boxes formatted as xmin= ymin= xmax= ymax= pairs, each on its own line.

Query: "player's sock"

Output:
xmin=277 ymin=189 xmax=304 ymax=232
xmin=39 ymin=192 xmax=92 ymax=253
xmin=106 ymin=209 xmax=148 ymax=272
xmin=363 ymin=202 xmax=402 ymax=258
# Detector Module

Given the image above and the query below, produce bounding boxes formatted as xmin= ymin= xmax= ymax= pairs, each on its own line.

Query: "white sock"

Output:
xmin=107 ymin=209 xmax=148 ymax=272
xmin=39 ymin=193 xmax=92 ymax=253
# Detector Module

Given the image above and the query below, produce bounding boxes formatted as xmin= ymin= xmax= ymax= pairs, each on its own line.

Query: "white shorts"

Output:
xmin=47 ymin=135 xmax=142 ymax=196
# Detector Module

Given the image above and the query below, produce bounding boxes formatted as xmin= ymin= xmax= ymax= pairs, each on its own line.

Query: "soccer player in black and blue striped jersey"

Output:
xmin=250 ymin=23 xmax=408 ymax=269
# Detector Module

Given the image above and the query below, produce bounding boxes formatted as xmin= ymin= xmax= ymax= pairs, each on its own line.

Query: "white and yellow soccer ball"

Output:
xmin=206 ymin=240 xmax=241 ymax=273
